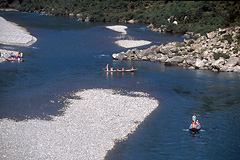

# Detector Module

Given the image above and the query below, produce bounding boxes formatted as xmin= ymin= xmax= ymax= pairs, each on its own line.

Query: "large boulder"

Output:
xmin=219 ymin=65 xmax=228 ymax=72
xmin=147 ymin=45 xmax=158 ymax=55
xmin=185 ymin=57 xmax=196 ymax=66
xmin=137 ymin=50 xmax=148 ymax=59
xmin=225 ymin=57 xmax=239 ymax=67
xmin=158 ymin=55 xmax=168 ymax=63
xmin=112 ymin=52 xmax=127 ymax=60
xmin=212 ymin=57 xmax=225 ymax=69
xmin=159 ymin=47 xmax=172 ymax=55
xmin=165 ymin=56 xmax=184 ymax=66
xmin=148 ymin=54 xmax=157 ymax=62
xmin=233 ymin=66 xmax=240 ymax=73
xmin=195 ymin=59 xmax=205 ymax=69
xmin=207 ymin=31 xmax=217 ymax=39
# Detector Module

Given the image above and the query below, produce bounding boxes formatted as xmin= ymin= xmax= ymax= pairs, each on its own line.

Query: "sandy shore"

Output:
xmin=115 ymin=39 xmax=152 ymax=48
xmin=0 ymin=89 xmax=159 ymax=160
xmin=106 ymin=25 xmax=128 ymax=34
xmin=0 ymin=16 xmax=37 ymax=46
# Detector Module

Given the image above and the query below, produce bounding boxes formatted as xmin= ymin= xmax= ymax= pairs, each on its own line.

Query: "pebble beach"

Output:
xmin=0 ymin=16 xmax=37 ymax=46
xmin=0 ymin=89 xmax=159 ymax=160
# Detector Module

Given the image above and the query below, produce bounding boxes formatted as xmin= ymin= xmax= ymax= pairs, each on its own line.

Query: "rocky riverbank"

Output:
xmin=112 ymin=26 xmax=240 ymax=73
xmin=0 ymin=89 xmax=159 ymax=160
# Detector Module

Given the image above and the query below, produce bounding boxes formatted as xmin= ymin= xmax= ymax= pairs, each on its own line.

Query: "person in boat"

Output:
xmin=110 ymin=67 xmax=113 ymax=71
xmin=105 ymin=64 xmax=109 ymax=71
xmin=122 ymin=68 xmax=125 ymax=71
xmin=196 ymin=120 xmax=200 ymax=126
xmin=131 ymin=66 xmax=134 ymax=70
xmin=117 ymin=68 xmax=119 ymax=71
xmin=190 ymin=114 xmax=200 ymax=129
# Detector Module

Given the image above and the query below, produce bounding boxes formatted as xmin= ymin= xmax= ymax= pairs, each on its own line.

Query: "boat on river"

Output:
xmin=104 ymin=64 xmax=138 ymax=72
xmin=189 ymin=114 xmax=201 ymax=132
xmin=104 ymin=68 xmax=138 ymax=72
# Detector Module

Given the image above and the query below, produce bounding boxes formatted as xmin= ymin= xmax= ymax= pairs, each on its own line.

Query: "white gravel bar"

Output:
xmin=115 ymin=39 xmax=152 ymax=48
xmin=0 ymin=89 xmax=159 ymax=160
xmin=0 ymin=16 xmax=37 ymax=46
xmin=106 ymin=25 xmax=128 ymax=34
xmin=106 ymin=25 xmax=152 ymax=48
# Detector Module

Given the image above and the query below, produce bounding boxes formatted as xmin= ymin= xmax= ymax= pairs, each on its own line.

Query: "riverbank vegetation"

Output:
xmin=1 ymin=0 xmax=240 ymax=35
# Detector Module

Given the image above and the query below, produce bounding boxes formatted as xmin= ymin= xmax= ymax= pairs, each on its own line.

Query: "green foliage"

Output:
xmin=222 ymin=34 xmax=233 ymax=44
xmin=187 ymin=39 xmax=194 ymax=46
xmin=213 ymin=52 xmax=230 ymax=60
xmin=2 ymin=0 xmax=240 ymax=35
xmin=236 ymin=30 xmax=240 ymax=44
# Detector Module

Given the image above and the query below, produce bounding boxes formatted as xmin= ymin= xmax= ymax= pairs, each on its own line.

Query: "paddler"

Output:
xmin=131 ymin=66 xmax=134 ymax=70
xmin=122 ymin=68 xmax=125 ymax=71
xmin=106 ymin=64 xmax=109 ymax=71
xmin=190 ymin=114 xmax=199 ymax=128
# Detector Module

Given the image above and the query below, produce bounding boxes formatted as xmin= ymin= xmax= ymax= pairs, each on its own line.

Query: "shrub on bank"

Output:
xmin=3 ymin=0 xmax=240 ymax=35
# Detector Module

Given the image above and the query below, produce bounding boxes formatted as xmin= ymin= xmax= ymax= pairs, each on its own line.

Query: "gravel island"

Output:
xmin=0 ymin=89 xmax=159 ymax=160
xmin=0 ymin=16 xmax=37 ymax=46
xmin=106 ymin=25 xmax=152 ymax=48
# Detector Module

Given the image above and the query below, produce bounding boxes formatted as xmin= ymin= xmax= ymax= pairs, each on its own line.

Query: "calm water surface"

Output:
xmin=0 ymin=12 xmax=239 ymax=159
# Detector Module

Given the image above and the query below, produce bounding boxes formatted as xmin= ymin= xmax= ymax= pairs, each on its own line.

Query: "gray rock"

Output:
xmin=0 ymin=57 xmax=6 ymax=63
xmin=233 ymin=66 xmax=240 ymax=73
xmin=226 ymin=57 xmax=239 ymax=67
xmin=207 ymin=31 xmax=217 ymax=39
xmin=159 ymin=47 xmax=171 ymax=55
xmin=137 ymin=50 xmax=148 ymax=58
xmin=219 ymin=65 xmax=228 ymax=72
xmin=226 ymin=67 xmax=234 ymax=72
xmin=169 ymin=46 xmax=179 ymax=53
xmin=185 ymin=57 xmax=196 ymax=66
xmin=188 ymin=66 xmax=195 ymax=70
xmin=195 ymin=59 xmax=205 ymax=69
xmin=141 ymin=56 xmax=149 ymax=61
xmin=148 ymin=54 xmax=157 ymax=62
xmin=212 ymin=57 xmax=225 ymax=69
xmin=158 ymin=55 xmax=168 ymax=63
xmin=165 ymin=56 xmax=184 ymax=66
xmin=147 ymin=45 xmax=158 ymax=55
xmin=112 ymin=52 xmax=127 ymax=60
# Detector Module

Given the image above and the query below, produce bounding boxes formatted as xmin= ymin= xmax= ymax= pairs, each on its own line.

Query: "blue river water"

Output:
xmin=0 ymin=12 xmax=240 ymax=159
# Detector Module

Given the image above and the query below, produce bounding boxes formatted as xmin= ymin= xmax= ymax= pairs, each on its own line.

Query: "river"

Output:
xmin=0 ymin=11 xmax=240 ymax=159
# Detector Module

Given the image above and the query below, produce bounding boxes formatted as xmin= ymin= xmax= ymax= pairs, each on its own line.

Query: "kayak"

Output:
xmin=104 ymin=69 xmax=138 ymax=72
xmin=189 ymin=124 xmax=201 ymax=132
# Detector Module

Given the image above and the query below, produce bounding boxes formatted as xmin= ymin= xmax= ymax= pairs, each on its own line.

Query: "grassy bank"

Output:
xmin=1 ymin=0 xmax=240 ymax=35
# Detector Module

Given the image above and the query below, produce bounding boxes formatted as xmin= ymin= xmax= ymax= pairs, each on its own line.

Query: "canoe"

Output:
xmin=104 ymin=69 xmax=138 ymax=72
